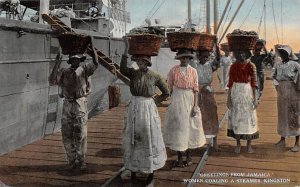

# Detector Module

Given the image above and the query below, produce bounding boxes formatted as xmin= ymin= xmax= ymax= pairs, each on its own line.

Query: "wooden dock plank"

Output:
xmin=197 ymin=70 xmax=300 ymax=187
xmin=1 ymin=70 xmax=299 ymax=187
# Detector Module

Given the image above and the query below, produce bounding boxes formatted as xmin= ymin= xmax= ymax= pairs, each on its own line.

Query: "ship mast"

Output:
xmin=187 ymin=0 xmax=192 ymax=31
xmin=206 ymin=0 xmax=211 ymax=33
xmin=213 ymin=0 xmax=218 ymax=35
xmin=39 ymin=0 xmax=49 ymax=24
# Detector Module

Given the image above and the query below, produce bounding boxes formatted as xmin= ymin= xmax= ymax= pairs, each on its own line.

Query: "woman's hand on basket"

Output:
xmin=55 ymin=51 xmax=62 ymax=64
xmin=122 ymin=36 xmax=129 ymax=54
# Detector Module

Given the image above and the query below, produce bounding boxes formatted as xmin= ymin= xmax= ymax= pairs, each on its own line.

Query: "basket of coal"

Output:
xmin=220 ymin=42 xmax=230 ymax=52
xmin=128 ymin=34 xmax=163 ymax=56
xmin=198 ymin=33 xmax=215 ymax=51
xmin=57 ymin=33 xmax=91 ymax=55
xmin=167 ymin=32 xmax=200 ymax=52
xmin=226 ymin=29 xmax=258 ymax=51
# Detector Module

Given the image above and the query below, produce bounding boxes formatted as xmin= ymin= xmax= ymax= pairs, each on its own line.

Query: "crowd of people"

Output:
xmin=48 ymin=32 xmax=300 ymax=186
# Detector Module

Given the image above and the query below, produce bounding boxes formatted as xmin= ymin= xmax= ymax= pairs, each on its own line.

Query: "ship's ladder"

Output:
xmin=41 ymin=14 xmax=130 ymax=85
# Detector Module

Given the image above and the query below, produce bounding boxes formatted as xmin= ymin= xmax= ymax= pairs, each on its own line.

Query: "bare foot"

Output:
xmin=213 ymin=144 xmax=221 ymax=152
xmin=274 ymin=140 xmax=285 ymax=147
xmin=247 ymin=145 xmax=255 ymax=153
xmin=235 ymin=146 xmax=241 ymax=154
xmin=291 ymin=145 xmax=299 ymax=152
xmin=184 ymin=157 xmax=192 ymax=166
xmin=173 ymin=160 xmax=185 ymax=168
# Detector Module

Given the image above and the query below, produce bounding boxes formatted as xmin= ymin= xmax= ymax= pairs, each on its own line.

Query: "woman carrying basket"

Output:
xmin=273 ymin=45 xmax=300 ymax=152
xmin=121 ymin=36 xmax=169 ymax=184
xmin=164 ymin=49 xmax=206 ymax=167
xmin=227 ymin=49 xmax=259 ymax=154
xmin=190 ymin=42 xmax=221 ymax=152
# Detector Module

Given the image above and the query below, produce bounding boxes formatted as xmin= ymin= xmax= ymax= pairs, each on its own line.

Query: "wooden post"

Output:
xmin=108 ymin=85 xmax=121 ymax=109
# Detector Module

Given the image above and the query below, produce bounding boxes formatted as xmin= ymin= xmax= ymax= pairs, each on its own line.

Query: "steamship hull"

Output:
xmin=0 ymin=17 xmax=126 ymax=155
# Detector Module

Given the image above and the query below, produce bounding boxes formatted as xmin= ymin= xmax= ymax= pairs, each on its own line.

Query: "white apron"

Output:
xmin=227 ymin=83 xmax=258 ymax=135
xmin=122 ymin=96 xmax=166 ymax=173
xmin=163 ymin=88 xmax=206 ymax=151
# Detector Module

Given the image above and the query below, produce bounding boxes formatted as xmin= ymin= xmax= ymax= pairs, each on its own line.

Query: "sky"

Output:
xmin=126 ymin=0 xmax=300 ymax=52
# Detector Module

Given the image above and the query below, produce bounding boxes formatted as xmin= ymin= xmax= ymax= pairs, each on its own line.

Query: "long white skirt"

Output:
xmin=163 ymin=88 xmax=206 ymax=151
xmin=122 ymin=96 xmax=166 ymax=173
xmin=227 ymin=83 xmax=258 ymax=140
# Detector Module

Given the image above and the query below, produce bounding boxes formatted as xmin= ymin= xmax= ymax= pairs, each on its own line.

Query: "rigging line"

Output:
xmin=146 ymin=0 xmax=161 ymax=19
xmin=216 ymin=0 xmax=231 ymax=36
xmin=239 ymin=0 xmax=257 ymax=29
xmin=257 ymin=0 xmax=265 ymax=35
xmin=281 ymin=0 xmax=283 ymax=43
xmin=149 ymin=0 xmax=167 ymax=19
xmin=264 ymin=0 xmax=266 ymax=40
xmin=197 ymin=0 xmax=203 ymax=25
xmin=271 ymin=0 xmax=280 ymax=43
xmin=219 ymin=0 xmax=246 ymax=43
xmin=219 ymin=1 xmax=232 ymax=40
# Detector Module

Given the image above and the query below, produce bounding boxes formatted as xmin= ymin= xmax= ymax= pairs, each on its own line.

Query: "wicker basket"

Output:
xmin=226 ymin=35 xmax=258 ymax=51
xmin=167 ymin=32 xmax=200 ymax=52
xmin=198 ymin=33 xmax=215 ymax=51
xmin=57 ymin=33 xmax=91 ymax=55
xmin=220 ymin=43 xmax=229 ymax=52
xmin=128 ymin=34 xmax=163 ymax=56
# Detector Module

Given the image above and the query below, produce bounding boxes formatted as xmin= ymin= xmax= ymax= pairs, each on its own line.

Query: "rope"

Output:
xmin=280 ymin=0 xmax=283 ymax=43
xmin=239 ymin=0 xmax=257 ymax=29
xmin=218 ymin=1 xmax=232 ymax=42
xmin=146 ymin=0 xmax=161 ymax=19
xmin=257 ymin=0 xmax=265 ymax=36
xmin=197 ymin=0 xmax=203 ymax=25
xmin=149 ymin=0 xmax=167 ymax=19
xmin=271 ymin=0 xmax=280 ymax=43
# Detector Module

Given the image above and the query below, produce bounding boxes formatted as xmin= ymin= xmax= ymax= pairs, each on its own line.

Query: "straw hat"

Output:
xmin=277 ymin=45 xmax=298 ymax=61
xmin=68 ymin=54 xmax=86 ymax=63
xmin=175 ymin=49 xmax=194 ymax=59
xmin=131 ymin=55 xmax=152 ymax=66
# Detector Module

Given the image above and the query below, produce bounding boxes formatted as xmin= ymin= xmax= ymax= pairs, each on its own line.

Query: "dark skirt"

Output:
xmin=227 ymin=129 xmax=259 ymax=140
xmin=198 ymin=86 xmax=219 ymax=136
xmin=277 ymin=81 xmax=300 ymax=136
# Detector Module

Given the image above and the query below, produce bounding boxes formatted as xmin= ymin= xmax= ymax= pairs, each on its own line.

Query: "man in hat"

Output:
xmin=164 ymin=49 xmax=205 ymax=167
xmin=48 ymin=39 xmax=98 ymax=171
xmin=218 ymin=48 xmax=233 ymax=91
xmin=190 ymin=45 xmax=221 ymax=151
xmin=273 ymin=45 xmax=300 ymax=152
xmin=251 ymin=39 xmax=268 ymax=99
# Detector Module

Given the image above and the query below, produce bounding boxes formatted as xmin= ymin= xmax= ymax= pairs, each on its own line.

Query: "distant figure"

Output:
xmin=264 ymin=48 xmax=275 ymax=67
xmin=227 ymin=50 xmax=259 ymax=154
xmin=251 ymin=40 xmax=268 ymax=99
xmin=30 ymin=11 xmax=39 ymax=23
xmin=50 ymin=6 xmax=75 ymax=18
xmin=48 ymin=38 xmax=98 ymax=171
xmin=273 ymin=45 xmax=300 ymax=152
xmin=164 ymin=49 xmax=206 ymax=167
xmin=86 ymin=2 xmax=100 ymax=17
xmin=218 ymin=50 xmax=233 ymax=91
